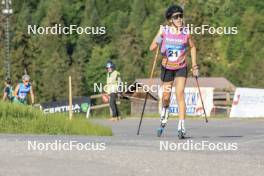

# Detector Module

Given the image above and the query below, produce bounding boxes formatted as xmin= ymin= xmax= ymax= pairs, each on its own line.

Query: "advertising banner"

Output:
xmin=159 ymin=87 xmax=214 ymax=116
xmin=230 ymin=88 xmax=264 ymax=118
xmin=41 ymin=97 xmax=91 ymax=114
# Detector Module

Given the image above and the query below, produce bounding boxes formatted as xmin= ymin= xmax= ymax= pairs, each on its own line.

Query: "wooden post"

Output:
xmin=69 ymin=76 xmax=73 ymax=120
xmin=86 ymin=104 xmax=91 ymax=119
xmin=226 ymin=92 xmax=230 ymax=105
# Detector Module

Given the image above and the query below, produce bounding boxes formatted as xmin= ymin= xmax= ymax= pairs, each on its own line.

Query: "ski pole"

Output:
xmin=195 ymin=76 xmax=208 ymax=123
xmin=137 ymin=46 xmax=159 ymax=135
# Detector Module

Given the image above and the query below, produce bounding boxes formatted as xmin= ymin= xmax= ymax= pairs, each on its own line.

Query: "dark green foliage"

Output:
xmin=0 ymin=0 xmax=263 ymax=103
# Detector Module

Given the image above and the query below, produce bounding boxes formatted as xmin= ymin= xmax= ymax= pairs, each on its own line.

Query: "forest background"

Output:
xmin=0 ymin=0 xmax=263 ymax=103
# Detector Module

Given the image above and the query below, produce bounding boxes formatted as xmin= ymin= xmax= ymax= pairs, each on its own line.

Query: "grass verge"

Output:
xmin=0 ymin=101 xmax=112 ymax=136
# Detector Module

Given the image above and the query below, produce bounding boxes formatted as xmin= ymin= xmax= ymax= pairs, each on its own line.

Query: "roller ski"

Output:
xmin=157 ymin=123 xmax=166 ymax=137
xmin=157 ymin=107 xmax=169 ymax=137
xmin=178 ymin=129 xmax=185 ymax=139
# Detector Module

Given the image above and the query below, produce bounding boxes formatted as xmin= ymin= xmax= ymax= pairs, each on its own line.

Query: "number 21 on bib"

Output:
xmin=167 ymin=48 xmax=180 ymax=62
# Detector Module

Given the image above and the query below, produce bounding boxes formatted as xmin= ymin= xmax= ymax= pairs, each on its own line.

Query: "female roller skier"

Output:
xmin=149 ymin=4 xmax=199 ymax=139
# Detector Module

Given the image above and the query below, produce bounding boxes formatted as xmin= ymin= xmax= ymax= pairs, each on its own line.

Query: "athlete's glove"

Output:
xmin=155 ymin=35 xmax=163 ymax=45
xmin=191 ymin=65 xmax=199 ymax=78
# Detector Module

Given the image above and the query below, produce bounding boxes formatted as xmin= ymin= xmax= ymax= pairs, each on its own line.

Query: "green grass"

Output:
xmin=0 ymin=101 xmax=112 ymax=136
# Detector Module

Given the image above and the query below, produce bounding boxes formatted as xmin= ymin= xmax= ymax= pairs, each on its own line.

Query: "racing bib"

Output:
xmin=19 ymin=93 xmax=26 ymax=99
xmin=167 ymin=48 xmax=180 ymax=62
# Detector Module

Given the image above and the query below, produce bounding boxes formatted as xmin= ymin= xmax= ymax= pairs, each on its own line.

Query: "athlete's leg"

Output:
xmin=175 ymin=77 xmax=186 ymax=120
xmin=157 ymin=66 xmax=175 ymax=137
xmin=162 ymin=81 xmax=173 ymax=108
xmin=175 ymin=77 xmax=187 ymax=135
xmin=157 ymin=80 xmax=173 ymax=137
xmin=160 ymin=81 xmax=172 ymax=123
xmin=160 ymin=66 xmax=174 ymax=124
xmin=175 ymin=66 xmax=187 ymax=137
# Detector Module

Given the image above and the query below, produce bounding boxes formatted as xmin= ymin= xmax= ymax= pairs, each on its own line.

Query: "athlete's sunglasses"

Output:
xmin=171 ymin=14 xmax=183 ymax=20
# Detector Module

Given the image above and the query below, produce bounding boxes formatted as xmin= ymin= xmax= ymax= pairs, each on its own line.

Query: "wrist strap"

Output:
xmin=192 ymin=65 xmax=199 ymax=69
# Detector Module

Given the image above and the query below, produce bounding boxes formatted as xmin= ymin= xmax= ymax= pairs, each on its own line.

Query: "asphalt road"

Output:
xmin=0 ymin=118 xmax=263 ymax=176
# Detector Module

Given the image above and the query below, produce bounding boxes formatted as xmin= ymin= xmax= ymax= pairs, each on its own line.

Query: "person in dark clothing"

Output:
xmin=104 ymin=60 xmax=122 ymax=121
xmin=2 ymin=77 xmax=13 ymax=101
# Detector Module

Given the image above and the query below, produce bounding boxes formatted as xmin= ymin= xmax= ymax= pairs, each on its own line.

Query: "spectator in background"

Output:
xmin=104 ymin=60 xmax=122 ymax=121
xmin=2 ymin=77 xmax=14 ymax=101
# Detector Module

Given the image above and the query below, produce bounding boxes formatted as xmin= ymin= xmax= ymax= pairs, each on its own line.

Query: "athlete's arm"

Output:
xmin=2 ymin=89 xmax=7 ymax=101
xmin=149 ymin=27 xmax=163 ymax=51
xmin=189 ymin=35 xmax=199 ymax=77
xmin=30 ymin=86 xmax=34 ymax=104
xmin=13 ymin=84 xmax=20 ymax=99
xmin=188 ymin=35 xmax=197 ymax=66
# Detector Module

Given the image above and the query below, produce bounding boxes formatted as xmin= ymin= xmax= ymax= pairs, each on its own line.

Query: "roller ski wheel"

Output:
xmin=157 ymin=123 xmax=166 ymax=137
xmin=178 ymin=130 xmax=185 ymax=140
xmin=157 ymin=127 xmax=164 ymax=137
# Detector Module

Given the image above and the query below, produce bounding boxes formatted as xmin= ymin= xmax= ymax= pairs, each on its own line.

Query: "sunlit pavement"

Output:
xmin=0 ymin=118 xmax=263 ymax=176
